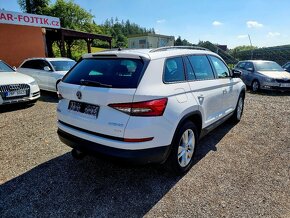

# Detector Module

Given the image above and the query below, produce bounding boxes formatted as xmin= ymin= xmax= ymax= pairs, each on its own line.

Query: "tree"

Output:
xmin=229 ymin=45 xmax=258 ymax=58
xmin=174 ymin=36 xmax=192 ymax=46
xmin=18 ymin=0 xmax=50 ymax=14
xmin=49 ymin=0 xmax=94 ymax=31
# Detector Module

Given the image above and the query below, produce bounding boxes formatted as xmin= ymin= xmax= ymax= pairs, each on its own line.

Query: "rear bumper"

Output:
xmin=57 ymin=128 xmax=170 ymax=164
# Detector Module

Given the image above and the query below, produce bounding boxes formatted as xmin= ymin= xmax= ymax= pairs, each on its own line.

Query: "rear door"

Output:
xmin=57 ymin=57 xmax=145 ymax=138
xmin=186 ymin=55 xmax=224 ymax=127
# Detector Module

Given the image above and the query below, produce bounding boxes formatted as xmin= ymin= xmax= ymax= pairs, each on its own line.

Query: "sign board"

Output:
xmin=0 ymin=10 xmax=60 ymax=29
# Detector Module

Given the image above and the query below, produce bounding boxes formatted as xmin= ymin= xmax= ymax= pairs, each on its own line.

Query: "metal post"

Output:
xmin=248 ymin=34 xmax=253 ymax=59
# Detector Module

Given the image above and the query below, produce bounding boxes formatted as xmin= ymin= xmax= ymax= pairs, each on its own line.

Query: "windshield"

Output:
xmin=0 ymin=61 xmax=14 ymax=72
xmin=62 ymin=58 xmax=145 ymax=88
xmin=254 ymin=61 xmax=283 ymax=71
xmin=50 ymin=60 xmax=76 ymax=71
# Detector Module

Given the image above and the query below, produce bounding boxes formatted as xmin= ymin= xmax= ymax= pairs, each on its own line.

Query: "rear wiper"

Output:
xmin=80 ymin=79 xmax=112 ymax=88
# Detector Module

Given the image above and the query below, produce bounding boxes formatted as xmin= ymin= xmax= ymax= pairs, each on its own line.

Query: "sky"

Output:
xmin=0 ymin=0 xmax=289 ymax=49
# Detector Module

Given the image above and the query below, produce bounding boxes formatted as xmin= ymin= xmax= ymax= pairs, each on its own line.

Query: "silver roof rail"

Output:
xmin=149 ymin=46 xmax=209 ymax=53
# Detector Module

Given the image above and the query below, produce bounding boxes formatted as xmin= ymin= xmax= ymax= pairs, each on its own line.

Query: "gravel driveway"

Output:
xmin=0 ymin=91 xmax=289 ymax=217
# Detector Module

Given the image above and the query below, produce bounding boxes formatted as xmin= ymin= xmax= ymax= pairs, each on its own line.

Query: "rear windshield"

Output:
xmin=62 ymin=58 xmax=144 ymax=88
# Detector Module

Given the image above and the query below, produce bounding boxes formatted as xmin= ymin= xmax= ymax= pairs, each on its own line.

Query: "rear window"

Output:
xmin=62 ymin=58 xmax=144 ymax=88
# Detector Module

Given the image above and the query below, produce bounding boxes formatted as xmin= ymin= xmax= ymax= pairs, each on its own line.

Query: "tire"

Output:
xmin=251 ymin=80 xmax=260 ymax=92
xmin=71 ymin=148 xmax=86 ymax=160
xmin=231 ymin=93 xmax=245 ymax=123
xmin=166 ymin=121 xmax=198 ymax=175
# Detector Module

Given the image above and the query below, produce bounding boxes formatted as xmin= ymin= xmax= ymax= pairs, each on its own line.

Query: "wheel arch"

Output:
xmin=172 ymin=111 xmax=203 ymax=144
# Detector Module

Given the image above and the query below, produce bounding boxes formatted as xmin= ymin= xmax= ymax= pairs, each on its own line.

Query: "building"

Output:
xmin=0 ymin=10 xmax=112 ymax=67
xmin=128 ymin=33 xmax=174 ymax=49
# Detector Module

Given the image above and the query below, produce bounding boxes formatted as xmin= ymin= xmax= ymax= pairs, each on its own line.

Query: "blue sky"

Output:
xmin=1 ymin=0 xmax=289 ymax=48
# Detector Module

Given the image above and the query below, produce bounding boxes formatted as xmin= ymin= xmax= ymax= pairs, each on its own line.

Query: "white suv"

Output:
xmin=57 ymin=47 xmax=246 ymax=174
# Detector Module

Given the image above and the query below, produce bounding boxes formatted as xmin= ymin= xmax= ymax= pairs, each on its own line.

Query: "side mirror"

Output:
xmin=232 ymin=69 xmax=242 ymax=78
xmin=12 ymin=66 xmax=17 ymax=71
xmin=43 ymin=66 xmax=51 ymax=71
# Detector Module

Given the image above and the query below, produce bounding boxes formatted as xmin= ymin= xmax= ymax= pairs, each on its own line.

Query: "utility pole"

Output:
xmin=248 ymin=34 xmax=254 ymax=59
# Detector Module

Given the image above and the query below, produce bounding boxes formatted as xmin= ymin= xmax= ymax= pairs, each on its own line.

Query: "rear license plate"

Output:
xmin=68 ymin=101 xmax=99 ymax=117
xmin=281 ymin=83 xmax=290 ymax=87
xmin=5 ymin=90 xmax=26 ymax=97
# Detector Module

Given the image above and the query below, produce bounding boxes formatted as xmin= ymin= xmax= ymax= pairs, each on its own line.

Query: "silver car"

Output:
xmin=234 ymin=60 xmax=290 ymax=92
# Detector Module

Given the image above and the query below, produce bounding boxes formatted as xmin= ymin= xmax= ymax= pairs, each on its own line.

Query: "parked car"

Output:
xmin=0 ymin=60 xmax=40 ymax=105
xmin=18 ymin=57 xmax=76 ymax=92
xmin=282 ymin=62 xmax=290 ymax=73
xmin=56 ymin=47 xmax=246 ymax=174
xmin=234 ymin=60 xmax=290 ymax=92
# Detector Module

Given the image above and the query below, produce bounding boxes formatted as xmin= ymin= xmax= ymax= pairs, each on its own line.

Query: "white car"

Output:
xmin=0 ymin=60 xmax=40 ymax=105
xmin=18 ymin=57 xmax=76 ymax=92
xmin=57 ymin=47 xmax=246 ymax=174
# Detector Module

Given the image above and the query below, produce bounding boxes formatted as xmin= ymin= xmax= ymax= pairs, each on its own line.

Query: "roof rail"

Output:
xmin=149 ymin=46 xmax=209 ymax=53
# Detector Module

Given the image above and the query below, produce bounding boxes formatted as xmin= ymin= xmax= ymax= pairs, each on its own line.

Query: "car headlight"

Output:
xmin=265 ymin=77 xmax=275 ymax=83
xmin=29 ymin=80 xmax=38 ymax=86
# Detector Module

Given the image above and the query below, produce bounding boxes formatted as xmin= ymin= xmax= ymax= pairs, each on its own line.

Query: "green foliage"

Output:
xmin=229 ymin=45 xmax=258 ymax=58
xmin=49 ymin=0 xmax=94 ymax=31
xmin=18 ymin=0 xmax=50 ymax=14
xmin=17 ymin=0 xmax=155 ymax=57
xmin=198 ymin=41 xmax=238 ymax=65
xmin=174 ymin=36 xmax=193 ymax=46
xmin=97 ymin=18 xmax=154 ymax=48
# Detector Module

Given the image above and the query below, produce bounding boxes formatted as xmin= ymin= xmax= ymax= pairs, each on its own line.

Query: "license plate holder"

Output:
xmin=5 ymin=90 xmax=26 ymax=97
xmin=68 ymin=101 xmax=99 ymax=118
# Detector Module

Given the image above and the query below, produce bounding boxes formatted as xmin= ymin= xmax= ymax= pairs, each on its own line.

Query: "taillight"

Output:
xmin=108 ymin=98 xmax=168 ymax=116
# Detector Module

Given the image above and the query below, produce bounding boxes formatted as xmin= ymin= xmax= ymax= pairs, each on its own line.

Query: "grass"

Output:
xmin=91 ymin=47 xmax=106 ymax=53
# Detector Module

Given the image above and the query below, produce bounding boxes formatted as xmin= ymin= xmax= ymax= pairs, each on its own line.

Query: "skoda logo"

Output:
xmin=76 ymin=91 xmax=82 ymax=99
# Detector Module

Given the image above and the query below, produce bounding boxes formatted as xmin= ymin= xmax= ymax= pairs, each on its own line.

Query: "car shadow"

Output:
xmin=0 ymin=102 xmax=35 ymax=113
xmin=39 ymin=90 xmax=58 ymax=103
xmin=193 ymin=120 xmax=235 ymax=165
xmin=248 ymin=89 xmax=290 ymax=96
xmin=0 ymin=121 xmax=236 ymax=217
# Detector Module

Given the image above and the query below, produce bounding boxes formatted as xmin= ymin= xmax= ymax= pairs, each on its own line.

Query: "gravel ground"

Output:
xmin=0 ymin=91 xmax=289 ymax=217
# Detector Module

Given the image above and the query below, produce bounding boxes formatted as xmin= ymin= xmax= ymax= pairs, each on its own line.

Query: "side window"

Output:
xmin=164 ymin=57 xmax=185 ymax=83
xmin=209 ymin=56 xmax=230 ymax=78
xmin=237 ymin=62 xmax=246 ymax=69
xmin=184 ymin=57 xmax=195 ymax=80
xmin=244 ymin=62 xmax=254 ymax=72
xmin=38 ymin=60 xmax=52 ymax=71
xmin=188 ymin=55 xmax=215 ymax=80
xmin=21 ymin=60 xmax=35 ymax=68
